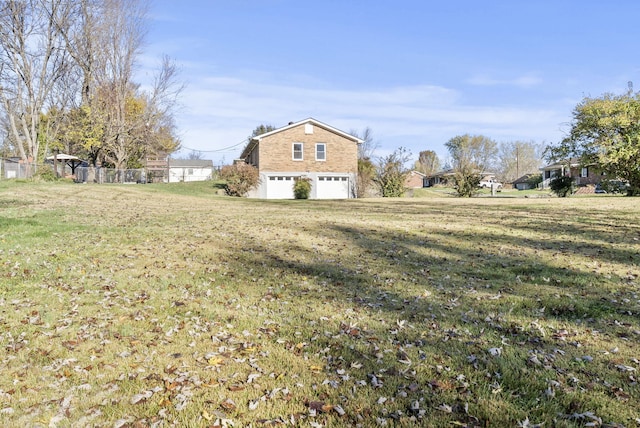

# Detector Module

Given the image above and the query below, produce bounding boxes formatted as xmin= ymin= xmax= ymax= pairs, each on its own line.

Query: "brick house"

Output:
xmin=540 ymin=158 xmax=603 ymax=190
xmin=240 ymin=118 xmax=363 ymax=199
xmin=405 ymin=170 xmax=426 ymax=188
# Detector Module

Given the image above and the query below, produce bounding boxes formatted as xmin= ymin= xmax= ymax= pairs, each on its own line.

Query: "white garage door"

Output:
xmin=266 ymin=176 xmax=295 ymax=199
xmin=316 ymin=176 xmax=350 ymax=199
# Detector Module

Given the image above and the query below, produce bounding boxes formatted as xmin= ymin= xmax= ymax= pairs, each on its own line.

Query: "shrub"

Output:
xmin=549 ymin=176 xmax=574 ymax=197
xmin=356 ymin=158 xmax=375 ymax=198
xmin=293 ymin=177 xmax=312 ymax=199
xmin=32 ymin=167 xmax=58 ymax=182
xmin=598 ymin=179 xmax=629 ymax=194
xmin=219 ymin=163 xmax=260 ymax=197
xmin=374 ymin=147 xmax=411 ymax=197
xmin=526 ymin=173 xmax=543 ymax=189
xmin=452 ymin=169 xmax=481 ymax=197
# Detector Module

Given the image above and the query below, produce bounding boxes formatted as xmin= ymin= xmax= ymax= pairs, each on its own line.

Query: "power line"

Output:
xmin=179 ymin=139 xmax=248 ymax=153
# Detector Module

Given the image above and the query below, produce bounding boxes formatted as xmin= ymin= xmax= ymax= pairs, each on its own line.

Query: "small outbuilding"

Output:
xmin=45 ymin=153 xmax=85 ymax=177
xmin=168 ymin=159 xmax=214 ymax=183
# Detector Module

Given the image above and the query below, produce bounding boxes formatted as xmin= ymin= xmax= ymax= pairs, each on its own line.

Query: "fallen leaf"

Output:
xmin=208 ymin=357 xmax=225 ymax=366
xmin=220 ymin=398 xmax=236 ymax=410
xmin=308 ymin=401 xmax=332 ymax=413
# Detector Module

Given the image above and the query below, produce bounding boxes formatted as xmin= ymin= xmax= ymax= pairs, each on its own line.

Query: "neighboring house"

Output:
xmin=1 ymin=157 xmax=30 ymax=179
xmin=511 ymin=173 xmax=538 ymax=190
xmin=239 ymin=118 xmax=363 ymax=199
xmin=424 ymin=169 xmax=455 ymax=187
xmin=405 ymin=170 xmax=426 ymax=188
xmin=540 ymin=158 xmax=602 ymax=189
xmin=168 ymin=159 xmax=213 ymax=183
xmin=424 ymin=170 xmax=496 ymax=187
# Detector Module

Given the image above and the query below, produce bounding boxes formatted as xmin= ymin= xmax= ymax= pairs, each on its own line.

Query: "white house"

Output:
xmin=168 ymin=159 xmax=213 ymax=183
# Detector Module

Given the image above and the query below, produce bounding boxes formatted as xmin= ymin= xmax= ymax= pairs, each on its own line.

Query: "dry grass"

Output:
xmin=0 ymin=181 xmax=639 ymax=427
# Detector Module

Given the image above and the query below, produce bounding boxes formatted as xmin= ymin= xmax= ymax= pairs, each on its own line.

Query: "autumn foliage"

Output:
xmin=220 ymin=163 xmax=260 ymax=196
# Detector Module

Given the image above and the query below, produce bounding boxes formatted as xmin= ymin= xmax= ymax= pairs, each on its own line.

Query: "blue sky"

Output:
xmin=141 ymin=1 xmax=640 ymax=165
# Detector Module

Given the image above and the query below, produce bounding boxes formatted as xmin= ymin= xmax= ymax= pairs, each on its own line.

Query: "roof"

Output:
xmin=45 ymin=153 xmax=82 ymax=161
xmin=540 ymin=158 xmax=581 ymax=171
xmin=169 ymin=159 xmax=213 ymax=168
xmin=240 ymin=118 xmax=364 ymax=159
xmin=511 ymin=173 xmax=538 ymax=184
xmin=408 ymin=170 xmax=427 ymax=177
xmin=427 ymin=169 xmax=455 ymax=178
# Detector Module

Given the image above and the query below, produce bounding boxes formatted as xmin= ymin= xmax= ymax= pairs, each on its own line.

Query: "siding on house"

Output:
xmin=168 ymin=159 xmax=213 ymax=183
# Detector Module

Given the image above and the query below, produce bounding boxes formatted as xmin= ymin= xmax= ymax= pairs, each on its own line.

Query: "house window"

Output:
xmin=581 ymin=167 xmax=588 ymax=178
xmin=293 ymin=143 xmax=303 ymax=160
xmin=188 ymin=168 xmax=193 ymax=175
xmin=316 ymin=143 xmax=326 ymax=161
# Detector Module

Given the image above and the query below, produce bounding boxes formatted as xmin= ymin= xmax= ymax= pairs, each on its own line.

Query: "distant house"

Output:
xmin=405 ymin=170 xmax=426 ymax=188
xmin=1 ymin=157 xmax=28 ymax=179
xmin=239 ymin=118 xmax=363 ymax=199
xmin=168 ymin=159 xmax=213 ymax=183
xmin=424 ymin=169 xmax=455 ymax=187
xmin=424 ymin=170 xmax=497 ymax=188
xmin=540 ymin=158 xmax=603 ymax=190
xmin=511 ymin=173 xmax=539 ymax=190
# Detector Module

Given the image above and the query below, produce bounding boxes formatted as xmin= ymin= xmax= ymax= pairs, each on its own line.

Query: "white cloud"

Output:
xmin=157 ymin=72 xmax=566 ymax=164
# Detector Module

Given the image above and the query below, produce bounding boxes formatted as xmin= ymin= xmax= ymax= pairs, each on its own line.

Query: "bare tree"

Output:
xmin=53 ymin=0 xmax=102 ymax=106
xmin=94 ymin=0 xmax=148 ymax=171
xmin=0 ymin=0 xmax=181 ymax=173
xmin=350 ymin=127 xmax=378 ymax=160
xmin=497 ymin=140 xmax=544 ymax=182
xmin=350 ymin=127 xmax=379 ymax=197
xmin=0 ymin=0 xmax=71 ymax=164
xmin=445 ymin=134 xmax=498 ymax=197
xmin=414 ymin=150 xmax=440 ymax=175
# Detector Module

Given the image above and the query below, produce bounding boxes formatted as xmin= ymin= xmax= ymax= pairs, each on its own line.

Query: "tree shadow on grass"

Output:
xmin=221 ymin=215 xmax=640 ymax=425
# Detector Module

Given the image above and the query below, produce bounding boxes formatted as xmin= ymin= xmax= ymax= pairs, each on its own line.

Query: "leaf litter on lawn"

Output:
xmin=0 ymin=183 xmax=639 ymax=426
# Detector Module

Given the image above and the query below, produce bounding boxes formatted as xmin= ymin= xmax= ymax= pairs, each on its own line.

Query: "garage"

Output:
xmin=266 ymin=175 xmax=296 ymax=199
xmin=316 ymin=175 xmax=350 ymax=199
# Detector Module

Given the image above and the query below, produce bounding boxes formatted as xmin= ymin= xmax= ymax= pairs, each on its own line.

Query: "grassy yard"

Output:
xmin=1 ymin=181 xmax=639 ymax=427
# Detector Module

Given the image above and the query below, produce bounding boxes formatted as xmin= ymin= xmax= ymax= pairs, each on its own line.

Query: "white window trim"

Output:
xmin=581 ymin=167 xmax=588 ymax=178
xmin=292 ymin=142 xmax=303 ymax=161
xmin=315 ymin=143 xmax=326 ymax=161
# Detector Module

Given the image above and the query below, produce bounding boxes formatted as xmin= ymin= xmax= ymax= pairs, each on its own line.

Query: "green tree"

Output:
xmin=249 ymin=124 xmax=276 ymax=140
xmin=356 ymin=157 xmax=376 ymax=198
xmin=549 ymin=175 xmax=574 ymax=197
xmin=414 ymin=150 xmax=440 ymax=175
xmin=445 ymin=134 xmax=497 ymax=197
xmin=547 ymin=89 xmax=640 ymax=196
xmin=374 ymin=147 xmax=411 ymax=197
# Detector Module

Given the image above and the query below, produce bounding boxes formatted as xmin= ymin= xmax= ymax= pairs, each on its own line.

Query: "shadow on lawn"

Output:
xmin=226 ymin=217 xmax=640 ymax=424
